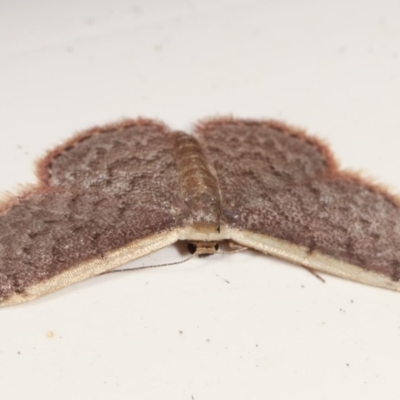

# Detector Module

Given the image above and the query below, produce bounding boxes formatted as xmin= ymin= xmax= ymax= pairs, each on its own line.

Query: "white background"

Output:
xmin=1 ymin=1 xmax=400 ymax=399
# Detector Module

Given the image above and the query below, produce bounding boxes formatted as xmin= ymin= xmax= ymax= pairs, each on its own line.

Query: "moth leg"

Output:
xmin=224 ymin=240 xmax=248 ymax=252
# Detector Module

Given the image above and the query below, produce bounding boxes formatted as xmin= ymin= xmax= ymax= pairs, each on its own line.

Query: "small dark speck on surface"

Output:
xmin=216 ymin=274 xmax=230 ymax=284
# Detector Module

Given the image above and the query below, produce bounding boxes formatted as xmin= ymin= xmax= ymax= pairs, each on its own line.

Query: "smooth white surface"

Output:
xmin=1 ymin=1 xmax=400 ymax=399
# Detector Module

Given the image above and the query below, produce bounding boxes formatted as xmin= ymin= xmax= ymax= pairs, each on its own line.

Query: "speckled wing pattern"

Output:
xmin=2 ymin=117 xmax=400 ymax=307
xmin=195 ymin=119 xmax=400 ymax=291
xmin=0 ymin=120 xmax=190 ymax=306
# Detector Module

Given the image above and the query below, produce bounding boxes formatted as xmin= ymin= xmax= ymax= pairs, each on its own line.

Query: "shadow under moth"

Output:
xmin=1 ymin=117 xmax=399 ymax=306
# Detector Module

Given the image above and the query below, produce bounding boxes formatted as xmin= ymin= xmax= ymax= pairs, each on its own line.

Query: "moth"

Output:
xmin=1 ymin=117 xmax=399 ymax=306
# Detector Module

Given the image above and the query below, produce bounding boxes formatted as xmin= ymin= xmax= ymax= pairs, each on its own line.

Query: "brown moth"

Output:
xmin=1 ymin=117 xmax=399 ymax=306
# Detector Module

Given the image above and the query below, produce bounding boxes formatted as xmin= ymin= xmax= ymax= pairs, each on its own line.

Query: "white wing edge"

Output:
xmin=5 ymin=224 xmax=397 ymax=307
xmin=228 ymin=227 xmax=400 ymax=292
xmin=1 ymin=229 xmax=182 ymax=307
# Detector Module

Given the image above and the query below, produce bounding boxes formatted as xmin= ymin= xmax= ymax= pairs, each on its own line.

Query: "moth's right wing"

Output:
xmin=195 ymin=118 xmax=400 ymax=291
xmin=0 ymin=120 xmax=190 ymax=306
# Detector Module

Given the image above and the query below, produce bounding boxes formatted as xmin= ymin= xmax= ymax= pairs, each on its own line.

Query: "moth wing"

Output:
xmin=0 ymin=120 xmax=190 ymax=306
xmin=195 ymin=118 xmax=400 ymax=291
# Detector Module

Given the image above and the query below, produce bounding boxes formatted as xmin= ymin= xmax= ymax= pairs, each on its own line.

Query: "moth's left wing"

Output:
xmin=195 ymin=118 xmax=400 ymax=291
xmin=0 ymin=120 xmax=190 ymax=306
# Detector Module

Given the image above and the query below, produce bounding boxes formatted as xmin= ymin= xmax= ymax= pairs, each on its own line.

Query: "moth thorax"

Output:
xmin=188 ymin=241 xmax=219 ymax=257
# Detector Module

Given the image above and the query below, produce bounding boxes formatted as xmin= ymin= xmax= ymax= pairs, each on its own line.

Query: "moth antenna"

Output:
xmin=103 ymin=254 xmax=195 ymax=274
